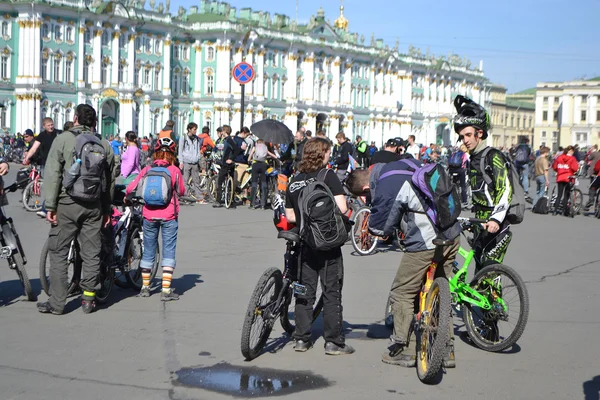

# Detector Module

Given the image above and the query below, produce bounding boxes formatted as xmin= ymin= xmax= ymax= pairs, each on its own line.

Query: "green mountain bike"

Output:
xmin=385 ymin=217 xmax=529 ymax=353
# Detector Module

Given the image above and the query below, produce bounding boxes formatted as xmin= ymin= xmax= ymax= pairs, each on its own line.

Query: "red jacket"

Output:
xmin=552 ymin=154 xmax=579 ymax=183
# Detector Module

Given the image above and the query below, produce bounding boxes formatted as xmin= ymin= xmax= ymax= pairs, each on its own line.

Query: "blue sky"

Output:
xmin=173 ymin=0 xmax=600 ymax=93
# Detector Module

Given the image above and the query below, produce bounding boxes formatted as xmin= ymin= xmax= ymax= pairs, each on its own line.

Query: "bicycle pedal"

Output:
xmin=291 ymin=282 xmax=307 ymax=296
xmin=0 ymin=246 xmax=12 ymax=259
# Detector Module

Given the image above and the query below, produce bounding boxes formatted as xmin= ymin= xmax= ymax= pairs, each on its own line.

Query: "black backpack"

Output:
xmin=63 ymin=130 xmax=108 ymax=202
xmin=532 ymin=191 xmax=549 ymax=214
xmin=297 ymin=169 xmax=350 ymax=251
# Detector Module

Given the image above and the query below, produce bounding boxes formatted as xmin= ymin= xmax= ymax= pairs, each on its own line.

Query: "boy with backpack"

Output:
xmin=179 ymin=123 xmax=203 ymax=200
xmin=532 ymin=146 xmax=550 ymax=212
xmin=345 ymin=157 xmax=462 ymax=368
xmin=125 ymin=137 xmax=186 ymax=300
xmin=284 ymin=137 xmax=354 ymax=356
xmin=38 ymin=104 xmax=116 ymax=315
xmin=513 ymin=138 xmax=532 ymax=199
xmin=453 ymin=95 xmax=524 ymax=271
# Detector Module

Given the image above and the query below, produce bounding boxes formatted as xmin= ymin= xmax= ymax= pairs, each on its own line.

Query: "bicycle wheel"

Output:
xmin=241 ymin=267 xmax=283 ymax=360
xmin=39 ymin=239 xmax=81 ymax=297
xmin=595 ymin=193 xmax=600 ymax=219
xmin=224 ymin=176 xmax=234 ymax=209
xmin=22 ymin=180 xmax=43 ymax=212
xmin=416 ymin=277 xmax=451 ymax=384
xmin=95 ymin=264 xmax=115 ymax=304
xmin=124 ymin=227 xmax=160 ymax=290
xmin=280 ymin=278 xmax=324 ymax=334
xmin=13 ymin=251 xmax=36 ymax=301
xmin=351 ymin=207 xmax=378 ymax=256
xmin=572 ymin=188 xmax=583 ymax=215
xmin=463 ymin=263 xmax=529 ymax=352
xmin=206 ymin=177 xmax=217 ymax=203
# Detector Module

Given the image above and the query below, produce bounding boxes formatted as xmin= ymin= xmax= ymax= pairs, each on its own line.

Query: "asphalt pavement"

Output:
xmin=0 ymin=164 xmax=598 ymax=400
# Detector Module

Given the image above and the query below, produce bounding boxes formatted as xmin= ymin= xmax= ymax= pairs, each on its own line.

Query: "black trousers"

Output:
xmin=250 ymin=161 xmax=268 ymax=208
xmin=215 ymin=163 xmax=235 ymax=204
xmin=474 ymin=222 xmax=512 ymax=272
xmin=294 ymin=246 xmax=345 ymax=346
xmin=555 ymin=182 xmax=570 ymax=213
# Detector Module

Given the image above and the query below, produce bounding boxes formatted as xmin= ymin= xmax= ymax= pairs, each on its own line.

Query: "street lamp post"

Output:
xmin=239 ymin=30 xmax=258 ymax=131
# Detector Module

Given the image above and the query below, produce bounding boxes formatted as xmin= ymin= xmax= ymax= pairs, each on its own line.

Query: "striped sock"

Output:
xmin=162 ymin=267 xmax=174 ymax=293
xmin=141 ymin=269 xmax=151 ymax=288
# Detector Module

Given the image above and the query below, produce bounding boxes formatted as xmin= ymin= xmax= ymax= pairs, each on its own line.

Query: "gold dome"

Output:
xmin=334 ymin=5 xmax=348 ymax=31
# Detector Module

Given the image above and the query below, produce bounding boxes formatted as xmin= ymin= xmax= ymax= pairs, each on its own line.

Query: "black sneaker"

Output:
xmin=294 ymin=340 xmax=312 ymax=352
xmin=212 ymin=203 xmax=224 ymax=208
xmin=443 ymin=342 xmax=456 ymax=368
xmin=138 ymin=286 xmax=151 ymax=297
xmin=81 ymin=299 xmax=96 ymax=314
xmin=381 ymin=343 xmax=415 ymax=367
xmin=37 ymin=302 xmax=63 ymax=315
xmin=324 ymin=342 xmax=355 ymax=356
xmin=161 ymin=289 xmax=180 ymax=301
xmin=584 ymin=202 xmax=593 ymax=211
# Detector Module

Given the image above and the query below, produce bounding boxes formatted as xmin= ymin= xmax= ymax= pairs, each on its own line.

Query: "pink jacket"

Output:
xmin=125 ymin=160 xmax=186 ymax=221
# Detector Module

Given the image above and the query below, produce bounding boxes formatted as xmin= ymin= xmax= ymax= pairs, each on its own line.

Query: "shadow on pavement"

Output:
xmin=583 ymin=376 xmax=600 ymax=400
xmin=172 ymin=274 xmax=203 ymax=296
xmin=0 ymin=277 xmax=41 ymax=306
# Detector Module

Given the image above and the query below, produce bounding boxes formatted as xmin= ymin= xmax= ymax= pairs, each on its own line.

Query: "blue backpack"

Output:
xmin=141 ymin=166 xmax=173 ymax=207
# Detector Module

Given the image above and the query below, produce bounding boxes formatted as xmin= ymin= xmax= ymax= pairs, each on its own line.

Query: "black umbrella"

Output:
xmin=250 ymin=119 xmax=294 ymax=144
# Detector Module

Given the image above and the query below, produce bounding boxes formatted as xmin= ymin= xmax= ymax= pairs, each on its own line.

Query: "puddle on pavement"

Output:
xmin=174 ymin=362 xmax=331 ymax=397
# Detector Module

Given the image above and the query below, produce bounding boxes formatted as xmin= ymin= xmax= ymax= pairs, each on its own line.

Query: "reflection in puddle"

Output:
xmin=174 ymin=362 xmax=330 ymax=397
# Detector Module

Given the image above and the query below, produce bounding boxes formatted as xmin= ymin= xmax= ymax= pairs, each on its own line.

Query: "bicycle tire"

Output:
xmin=572 ymin=188 xmax=583 ymax=215
xmin=22 ymin=180 xmax=43 ymax=212
xmin=416 ymin=277 xmax=451 ymax=384
xmin=595 ymin=194 xmax=600 ymax=219
xmin=280 ymin=280 xmax=324 ymax=335
xmin=39 ymin=239 xmax=81 ymax=297
xmin=206 ymin=177 xmax=217 ymax=203
xmin=241 ymin=267 xmax=283 ymax=360
xmin=463 ymin=263 xmax=529 ymax=352
xmin=351 ymin=207 xmax=378 ymax=256
xmin=95 ymin=265 xmax=115 ymax=304
xmin=124 ymin=227 xmax=160 ymax=290
xmin=224 ymin=176 xmax=234 ymax=209
xmin=13 ymin=251 xmax=36 ymax=301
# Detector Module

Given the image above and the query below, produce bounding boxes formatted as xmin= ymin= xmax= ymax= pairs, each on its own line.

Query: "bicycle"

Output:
xmin=22 ymin=164 xmax=43 ymax=212
xmin=241 ymin=228 xmax=324 ymax=361
xmin=550 ymin=175 xmax=583 ymax=217
xmin=385 ymin=217 xmax=529 ymax=356
xmin=0 ymin=182 xmax=36 ymax=301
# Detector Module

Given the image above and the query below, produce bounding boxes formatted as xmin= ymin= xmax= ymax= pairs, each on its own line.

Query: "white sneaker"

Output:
xmin=36 ymin=211 xmax=47 ymax=218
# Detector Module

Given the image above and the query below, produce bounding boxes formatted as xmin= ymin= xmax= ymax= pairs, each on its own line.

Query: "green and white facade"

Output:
xmin=0 ymin=0 xmax=489 ymax=144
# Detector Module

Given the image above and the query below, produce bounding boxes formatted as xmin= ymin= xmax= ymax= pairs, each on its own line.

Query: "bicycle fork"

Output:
xmin=417 ymin=261 xmax=438 ymax=321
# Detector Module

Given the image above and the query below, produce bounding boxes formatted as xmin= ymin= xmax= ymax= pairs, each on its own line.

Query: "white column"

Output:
xmin=127 ymin=34 xmax=135 ymax=89
xmin=77 ymin=24 xmax=85 ymax=88
xmin=302 ymin=54 xmax=315 ymax=104
xmin=193 ymin=42 xmax=202 ymax=97
xmin=254 ymin=106 xmax=264 ymax=123
xmin=161 ymin=102 xmax=171 ymax=128
xmin=23 ymin=21 xmax=31 ymax=82
xmin=368 ymin=65 xmax=375 ymax=108
xmin=215 ymin=40 xmax=231 ymax=98
xmin=232 ymin=104 xmax=241 ymax=132
xmin=16 ymin=20 xmax=26 ymax=83
xmin=140 ymin=97 xmax=150 ymax=136
xmin=231 ymin=47 xmax=243 ymax=98
xmin=92 ymin=27 xmax=102 ymax=89
xmin=162 ymin=36 xmax=172 ymax=96
xmin=14 ymin=96 xmax=22 ymax=134
xmin=111 ymin=28 xmax=120 ymax=86
xmin=331 ymin=57 xmax=341 ymax=105
xmin=307 ymin=111 xmax=316 ymax=133
xmin=285 ymin=53 xmax=297 ymax=102
xmin=343 ymin=62 xmax=352 ymax=106
xmin=255 ymin=49 xmax=264 ymax=99
xmin=192 ymin=105 xmax=201 ymax=124
xmin=331 ymin=115 xmax=340 ymax=136
xmin=118 ymin=98 xmax=133 ymax=135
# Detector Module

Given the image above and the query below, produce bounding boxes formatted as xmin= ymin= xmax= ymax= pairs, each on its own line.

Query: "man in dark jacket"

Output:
xmin=334 ymin=132 xmax=353 ymax=180
xmin=213 ymin=125 xmax=240 ymax=209
xmin=281 ymin=129 xmax=308 ymax=171
xmin=37 ymin=104 xmax=115 ymax=315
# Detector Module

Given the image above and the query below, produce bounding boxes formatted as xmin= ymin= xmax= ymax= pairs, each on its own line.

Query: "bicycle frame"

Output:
xmin=0 ymin=206 xmax=27 ymax=266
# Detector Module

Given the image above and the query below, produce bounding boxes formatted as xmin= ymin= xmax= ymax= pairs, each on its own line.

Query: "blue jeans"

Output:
xmin=517 ymin=163 xmax=530 ymax=194
xmin=533 ymin=175 xmax=546 ymax=206
xmin=140 ymin=218 xmax=178 ymax=269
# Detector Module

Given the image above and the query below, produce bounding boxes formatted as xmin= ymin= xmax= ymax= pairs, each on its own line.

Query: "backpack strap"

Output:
xmin=479 ymin=147 xmax=494 ymax=186
xmin=316 ymin=168 xmax=329 ymax=183
xmin=377 ymin=159 xmax=418 ymax=181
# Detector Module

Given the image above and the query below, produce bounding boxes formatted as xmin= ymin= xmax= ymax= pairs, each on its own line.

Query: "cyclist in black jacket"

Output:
xmin=334 ymin=132 xmax=353 ymax=180
xmin=213 ymin=125 xmax=241 ymax=209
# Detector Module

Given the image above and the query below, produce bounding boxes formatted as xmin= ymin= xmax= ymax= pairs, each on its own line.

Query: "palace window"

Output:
xmin=54 ymin=24 xmax=62 ymax=41
xmin=143 ymin=67 xmax=151 ymax=86
xmin=118 ymin=62 xmax=125 ymax=83
xmin=66 ymin=26 xmax=73 ymax=42
xmin=581 ymin=110 xmax=587 ymax=122
xmin=133 ymin=65 xmax=140 ymax=86
xmin=102 ymin=31 xmax=110 ymax=46
xmin=553 ymin=111 xmax=558 ymax=121
xmin=581 ymin=95 xmax=587 ymax=104
xmin=154 ymin=68 xmax=160 ymax=90
xmin=119 ymin=34 xmax=126 ymax=48
xmin=542 ymin=111 xmax=548 ymax=121
xmin=65 ymin=58 xmax=73 ymax=83
xmin=182 ymin=45 xmax=189 ymax=60
xmin=83 ymin=60 xmax=90 ymax=84
xmin=101 ymin=61 xmax=109 ymax=85
xmin=182 ymin=70 xmax=189 ymax=95
xmin=172 ymin=68 xmax=180 ymax=93
xmin=173 ymin=45 xmax=181 ymax=60
xmin=84 ymin=28 xmax=92 ymax=45
xmin=541 ymin=131 xmax=547 ymax=139
xmin=144 ymin=37 xmax=151 ymax=53
xmin=41 ymin=23 xmax=49 ymax=39
xmin=1 ymin=21 xmax=9 ymax=38
xmin=135 ymin=36 xmax=141 ymax=52
xmin=1 ymin=106 xmax=7 ymax=128
xmin=53 ymin=108 xmax=60 ymax=125
xmin=41 ymin=58 xmax=49 ymax=81
xmin=205 ymin=69 xmax=214 ymax=95
xmin=597 ymin=110 xmax=600 ymax=122
xmin=207 ymin=46 xmax=214 ymax=61
xmin=0 ymin=55 xmax=8 ymax=79
xmin=53 ymin=56 xmax=61 ymax=82
xmin=154 ymin=39 xmax=161 ymax=54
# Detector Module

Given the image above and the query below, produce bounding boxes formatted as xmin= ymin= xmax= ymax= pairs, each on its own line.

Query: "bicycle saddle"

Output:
xmin=432 ymin=237 xmax=455 ymax=247
xmin=277 ymin=230 xmax=301 ymax=243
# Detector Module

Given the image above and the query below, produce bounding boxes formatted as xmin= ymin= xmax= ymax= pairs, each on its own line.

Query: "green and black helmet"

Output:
xmin=453 ymin=95 xmax=491 ymax=139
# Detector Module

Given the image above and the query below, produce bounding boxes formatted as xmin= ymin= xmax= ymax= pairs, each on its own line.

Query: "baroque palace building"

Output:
xmin=486 ymin=85 xmax=535 ymax=149
xmin=0 ymin=0 xmax=489 ymax=144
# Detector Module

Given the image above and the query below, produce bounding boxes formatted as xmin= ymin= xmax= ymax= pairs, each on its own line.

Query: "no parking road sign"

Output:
xmin=232 ymin=62 xmax=255 ymax=85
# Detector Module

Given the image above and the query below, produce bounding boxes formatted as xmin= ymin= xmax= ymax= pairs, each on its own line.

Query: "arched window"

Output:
xmin=42 ymin=57 xmax=49 ymax=81
xmin=207 ymin=47 xmax=214 ymax=61
xmin=53 ymin=108 xmax=60 ymax=125
xmin=143 ymin=65 xmax=151 ymax=86
xmin=1 ymin=21 xmax=9 ymax=38
xmin=173 ymin=45 xmax=181 ymax=60
xmin=154 ymin=39 xmax=161 ymax=54
xmin=118 ymin=60 xmax=125 ymax=83
xmin=154 ymin=65 xmax=160 ymax=90
xmin=134 ymin=63 xmax=140 ymax=86
xmin=172 ymin=68 xmax=180 ymax=93
xmin=205 ymin=69 xmax=214 ymax=95
xmin=84 ymin=28 xmax=91 ymax=44
xmin=83 ymin=59 xmax=90 ymax=84
xmin=53 ymin=55 xmax=61 ymax=82
xmin=0 ymin=54 xmax=9 ymax=80
xmin=153 ymin=112 xmax=159 ymax=134
xmin=41 ymin=23 xmax=49 ymax=39
xmin=101 ymin=61 xmax=110 ymax=85
xmin=271 ymin=78 xmax=278 ymax=100
xmin=119 ymin=34 xmax=126 ymax=48
xmin=54 ymin=24 xmax=62 ymax=41
xmin=0 ymin=105 xmax=6 ymax=128
xmin=65 ymin=108 xmax=71 ymax=122
xmin=206 ymin=118 xmax=212 ymax=133
xmin=66 ymin=26 xmax=73 ymax=42
xmin=182 ymin=70 xmax=189 ymax=95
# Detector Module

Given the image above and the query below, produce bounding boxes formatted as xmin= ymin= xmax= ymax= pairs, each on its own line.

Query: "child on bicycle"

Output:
xmin=552 ymin=146 xmax=579 ymax=216
xmin=125 ymin=137 xmax=185 ymax=301
xmin=346 ymin=163 xmax=461 ymax=368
